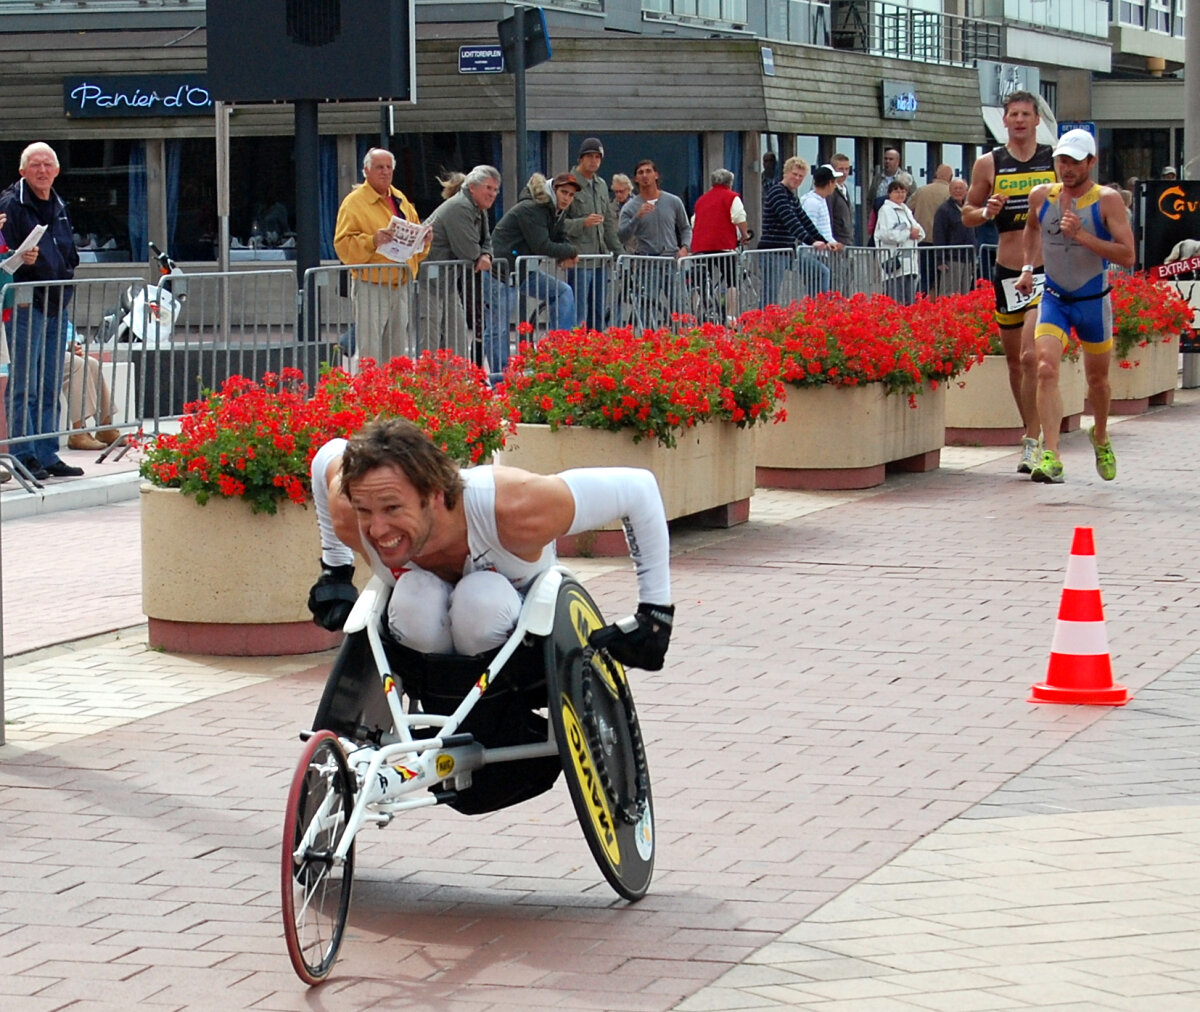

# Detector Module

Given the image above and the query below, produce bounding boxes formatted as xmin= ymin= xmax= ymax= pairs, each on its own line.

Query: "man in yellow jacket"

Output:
xmin=333 ymin=148 xmax=428 ymax=366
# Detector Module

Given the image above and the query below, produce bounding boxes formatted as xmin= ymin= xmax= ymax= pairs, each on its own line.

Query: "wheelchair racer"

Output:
xmin=307 ymin=418 xmax=674 ymax=671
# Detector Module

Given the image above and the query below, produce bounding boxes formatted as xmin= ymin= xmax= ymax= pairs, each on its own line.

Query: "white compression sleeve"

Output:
xmin=560 ymin=467 xmax=671 ymax=604
xmin=311 ymin=438 xmax=354 ymax=567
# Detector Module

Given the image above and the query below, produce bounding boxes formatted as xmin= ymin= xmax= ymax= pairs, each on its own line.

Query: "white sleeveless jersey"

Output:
xmin=459 ymin=465 xmax=556 ymax=590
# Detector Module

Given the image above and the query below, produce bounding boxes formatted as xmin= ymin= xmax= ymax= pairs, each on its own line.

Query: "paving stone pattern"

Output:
xmin=2 ymin=397 xmax=1200 ymax=1010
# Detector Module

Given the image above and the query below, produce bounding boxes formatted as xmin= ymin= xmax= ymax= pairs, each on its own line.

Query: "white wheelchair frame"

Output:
xmin=282 ymin=564 xmax=654 ymax=985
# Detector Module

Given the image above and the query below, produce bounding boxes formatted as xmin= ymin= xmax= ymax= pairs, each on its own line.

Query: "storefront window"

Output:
xmin=229 ymin=136 xmax=296 ymax=252
xmin=171 ymin=138 xmax=218 ymax=261
xmin=567 ymin=132 xmax=703 ymax=213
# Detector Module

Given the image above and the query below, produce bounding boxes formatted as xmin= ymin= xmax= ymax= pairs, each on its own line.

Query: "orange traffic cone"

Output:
xmin=1028 ymin=526 xmax=1130 ymax=706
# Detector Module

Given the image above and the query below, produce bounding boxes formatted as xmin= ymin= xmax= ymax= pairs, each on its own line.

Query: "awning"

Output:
xmin=982 ymin=101 xmax=1059 ymax=148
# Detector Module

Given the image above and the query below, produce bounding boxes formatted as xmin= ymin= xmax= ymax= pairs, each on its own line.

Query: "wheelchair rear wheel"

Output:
xmin=281 ymin=730 xmax=356 ymax=984
xmin=545 ymin=579 xmax=655 ymax=901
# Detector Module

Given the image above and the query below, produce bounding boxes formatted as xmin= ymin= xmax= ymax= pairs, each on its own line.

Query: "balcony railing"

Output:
xmin=831 ymin=0 xmax=1002 ymax=66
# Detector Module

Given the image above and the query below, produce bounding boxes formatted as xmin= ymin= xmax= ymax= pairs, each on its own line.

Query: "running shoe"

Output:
xmin=1017 ymin=435 xmax=1041 ymax=474
xmin=1089 ymin=425 xmax=1116 ymax=481
xmin=1031 ymin=449 xmax=1064 ymax=484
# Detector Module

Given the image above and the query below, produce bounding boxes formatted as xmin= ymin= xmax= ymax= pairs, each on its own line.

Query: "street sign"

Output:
xmin=498 ymin=7 xmax=552 ymax=71
xmin=459 ymin=45 xmax=505 ymax=74
xmin=1058 ymin=120 xmax=1096 ymax=137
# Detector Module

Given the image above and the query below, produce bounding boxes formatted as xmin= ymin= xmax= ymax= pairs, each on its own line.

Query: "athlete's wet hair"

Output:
xmin=340 ymin=418 xmax=464 ymax=510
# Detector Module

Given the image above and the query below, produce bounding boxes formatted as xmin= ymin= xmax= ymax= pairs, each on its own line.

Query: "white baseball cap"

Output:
xmin=1052 ymin=128 xmax=1096 ymax=161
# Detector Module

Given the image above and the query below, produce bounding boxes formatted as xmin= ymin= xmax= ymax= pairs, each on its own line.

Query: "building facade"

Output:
xmin=0 ymin=0 xmax=1183 ymax=275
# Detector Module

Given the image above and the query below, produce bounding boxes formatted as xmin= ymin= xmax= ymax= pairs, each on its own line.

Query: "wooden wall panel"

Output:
xmin=0 ymin=28 xmax=984 ymax=145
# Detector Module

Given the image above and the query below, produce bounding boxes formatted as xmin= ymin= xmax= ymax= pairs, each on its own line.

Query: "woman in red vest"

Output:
xmin=689 ymin=169 xmax=750 ymax=325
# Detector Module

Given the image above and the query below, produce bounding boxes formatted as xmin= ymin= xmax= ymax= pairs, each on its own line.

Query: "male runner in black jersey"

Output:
xmin=964 ymin=91 xmax=1057 ymax=474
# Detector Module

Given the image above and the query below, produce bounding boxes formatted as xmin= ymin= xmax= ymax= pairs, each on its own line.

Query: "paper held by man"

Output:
xmin=379 ymin=216 xmax=432 ymax=263
xmin=2 ymin=224 xmax=46 ymax=274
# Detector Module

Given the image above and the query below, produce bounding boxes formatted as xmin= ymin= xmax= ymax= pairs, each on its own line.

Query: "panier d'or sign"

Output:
xmin=64 ymin=75 xmax=213 ymax=118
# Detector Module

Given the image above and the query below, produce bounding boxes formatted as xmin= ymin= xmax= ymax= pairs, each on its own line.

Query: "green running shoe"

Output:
xmin=1031 ymin=449 xmax=1064 ymax=484
xmin=1090 ymin=425 xmax=1116 ymax=481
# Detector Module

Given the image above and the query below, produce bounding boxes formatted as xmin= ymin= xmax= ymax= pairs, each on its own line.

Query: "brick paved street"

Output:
xmin=2 ymin=392 xmax=1200 ymax=1010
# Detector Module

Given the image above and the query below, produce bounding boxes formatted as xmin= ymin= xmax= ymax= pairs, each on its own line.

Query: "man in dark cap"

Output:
xmin=563 ymin=136 xmax=622 ymax=328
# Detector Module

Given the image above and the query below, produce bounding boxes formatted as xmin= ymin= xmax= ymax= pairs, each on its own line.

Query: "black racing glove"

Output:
xmin=307 ymin=561 xmax=358 ymax=631
xmin=589 ymin=603 xmax=674 ymax=672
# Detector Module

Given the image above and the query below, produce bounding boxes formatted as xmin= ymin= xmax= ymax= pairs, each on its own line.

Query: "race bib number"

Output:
xmin=999 ymin=272 xmax=1044 ymax=314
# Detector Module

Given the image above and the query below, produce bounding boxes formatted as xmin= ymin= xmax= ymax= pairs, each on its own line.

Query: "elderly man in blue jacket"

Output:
xmin=0 ymin=142 xmax=83 ymax=479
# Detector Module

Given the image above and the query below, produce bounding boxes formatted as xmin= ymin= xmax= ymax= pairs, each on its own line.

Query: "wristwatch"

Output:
xmin=1020 ymin=264 xmax=1034 ymax=274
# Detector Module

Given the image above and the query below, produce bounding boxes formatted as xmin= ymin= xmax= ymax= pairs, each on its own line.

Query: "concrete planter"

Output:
xmin=1097 ymin=338 xmax=1179 ymax=415
xmin=140 ymin=484 xmax=340 ymax=656
xmin=755 ymin=382 xmax=945 ymax=490
xmin=945 ymin=355 xmax=1085 ymax=445
xmin=500 ymin=422 xmax=755 ymax=555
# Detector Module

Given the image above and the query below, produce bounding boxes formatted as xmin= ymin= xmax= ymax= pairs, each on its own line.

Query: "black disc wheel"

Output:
xmin=281 ymin=730 xmax=356 ymax=984
xmin=546 ymin=578 xmax=655 ymax=901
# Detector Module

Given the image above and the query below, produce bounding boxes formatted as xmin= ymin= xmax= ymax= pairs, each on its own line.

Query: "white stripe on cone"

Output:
xmin=1063 ymin=554 xmax=1100 ymax=590
xmin=1050 ymin=618 xmax=1110 ymax=656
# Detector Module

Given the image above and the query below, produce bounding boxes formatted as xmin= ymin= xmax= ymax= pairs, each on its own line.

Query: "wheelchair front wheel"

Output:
xmin=546 ymin=580 xmax=655 ymax=901
xmin=281 ymin=730 xmax=356 ymax=984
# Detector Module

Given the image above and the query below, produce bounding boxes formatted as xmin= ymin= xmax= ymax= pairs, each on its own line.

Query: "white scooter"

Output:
xmin=98 ymin=241 xmax=186 ymax=349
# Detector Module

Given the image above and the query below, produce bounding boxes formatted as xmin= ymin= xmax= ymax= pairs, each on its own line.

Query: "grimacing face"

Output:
xmin=349 ymin=465 xmax=438 ymax=571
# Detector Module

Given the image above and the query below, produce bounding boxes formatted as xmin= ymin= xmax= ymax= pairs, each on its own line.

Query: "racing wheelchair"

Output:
xmin=281 ymin=565 xmax=655 ymax=984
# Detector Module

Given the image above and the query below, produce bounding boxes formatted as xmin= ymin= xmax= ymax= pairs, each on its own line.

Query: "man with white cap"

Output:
xmin=1160 ymin=166 xmax=1178 ymax=181
xmin=1016 ymin=127 xmax=1135 ymax=484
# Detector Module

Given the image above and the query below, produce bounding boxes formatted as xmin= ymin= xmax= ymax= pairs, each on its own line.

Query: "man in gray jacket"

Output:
xmin=424 ymin=164 xmax=514 ymax=374
xmin=563 ymin=137 xmax=622 ymax=328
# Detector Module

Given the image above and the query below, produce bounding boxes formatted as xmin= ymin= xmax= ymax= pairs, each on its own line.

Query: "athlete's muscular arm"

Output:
xmin=1015 ymin=186 xmax=1047 ymax=296
xmin=1063 ymin=188 xmax=1136 ymax=268
xmin=311 ymin=439 xmax=365 ymax=564
xmin=326 ymin=461 xmax=366 ymax=559
xmin=493 ymin=464 xmax=672 ymax=605
xmin=963 ymin=152 xmax=1004 ymax=228
xmin=491 ymin=466 xmax=577 ymax=561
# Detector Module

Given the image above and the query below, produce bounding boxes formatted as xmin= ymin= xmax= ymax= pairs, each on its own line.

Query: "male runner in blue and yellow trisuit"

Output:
xmin=1016 ymin=128 xmax=1136 ymax=484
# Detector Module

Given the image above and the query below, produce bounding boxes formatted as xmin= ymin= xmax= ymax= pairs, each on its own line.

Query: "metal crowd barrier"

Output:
xmin=0 ymin=244 xmax=1001 ymax=488
xmin=413 ymin=258 xmax=481 ymax=361
xmin=613 ymin=254 xmax=687 ymax=331
xmin=678 ymin=251 xmax=741 ymax=327
xmin=1 ymin=267 xmax=336 ymax=487
xmin=510 ymin=254 xmax=582 ymax=337
xmin=565 ymin=253 xmax=617 ymax=331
